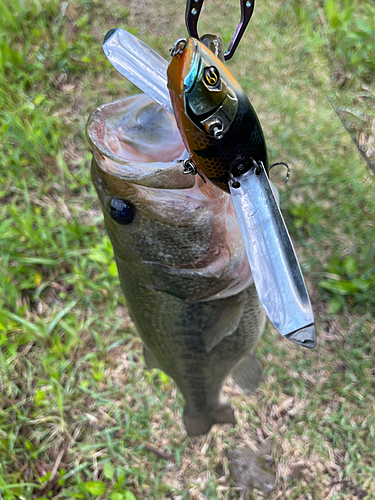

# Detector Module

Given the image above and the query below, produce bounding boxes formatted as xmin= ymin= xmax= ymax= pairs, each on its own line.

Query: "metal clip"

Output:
xmin=229 ymin=172 xmax=241 ymax=189
xmin=178 ymin=158 xmax=207 ymax=183
xmin=178 ymin=158 xmax=197 ymax=175
xmin=185 ymin=0 xmax=255 ymax=60
xmin=170 ymin=38 xmax=188 ymax=57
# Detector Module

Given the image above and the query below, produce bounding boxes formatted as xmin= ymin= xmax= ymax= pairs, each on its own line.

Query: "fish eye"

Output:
xmin=203 ymin=66 xmax=220 ymax=87
xmin=109 ymin=198 xmax=135 ymax=225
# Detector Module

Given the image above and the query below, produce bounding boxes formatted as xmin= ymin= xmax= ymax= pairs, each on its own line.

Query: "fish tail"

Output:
xmin=210 ymin=403 xmax=237 ymax=425
xmin=184 ymin=403 xmax=236 ymax=437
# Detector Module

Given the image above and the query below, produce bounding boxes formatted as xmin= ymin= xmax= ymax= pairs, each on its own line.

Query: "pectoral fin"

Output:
xmin=203 ymin=295 xmax=246 ymax=352
xmin=231 ymin=352 xmax=263 ymax=393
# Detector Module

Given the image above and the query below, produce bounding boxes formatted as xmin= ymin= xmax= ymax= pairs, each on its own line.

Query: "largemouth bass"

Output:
xmin=87 ymin=94 xmax=266 ymax=436
xmin=167 ymin=37 xmax=268 ymax=193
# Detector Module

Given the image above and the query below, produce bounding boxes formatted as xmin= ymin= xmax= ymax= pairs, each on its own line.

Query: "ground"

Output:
xmin=0 ymin=0 xmax=374 ymax=499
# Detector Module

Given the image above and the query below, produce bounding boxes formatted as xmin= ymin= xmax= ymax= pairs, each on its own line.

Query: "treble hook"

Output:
xmin=185 ymin=0 xmax=255 ymax=60
xmin=269 ymin=162 xmax=291 ymax=184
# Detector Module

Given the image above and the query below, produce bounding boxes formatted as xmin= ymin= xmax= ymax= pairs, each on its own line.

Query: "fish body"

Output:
xmin=167 ymin=37 xmax=268 ymax=192
xmin=87 ymin=94 xmax=266 ymax=436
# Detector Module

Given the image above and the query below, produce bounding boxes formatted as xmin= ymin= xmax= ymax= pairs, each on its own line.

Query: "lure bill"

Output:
xmin=229 ymin=162 xmax=316 ymax=348
xmin=103 ymin=28 xmax=174 ymax=115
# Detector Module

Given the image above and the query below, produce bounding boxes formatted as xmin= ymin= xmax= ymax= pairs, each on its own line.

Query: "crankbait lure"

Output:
xmin=167 ymin=37 xmax=267 ymax=193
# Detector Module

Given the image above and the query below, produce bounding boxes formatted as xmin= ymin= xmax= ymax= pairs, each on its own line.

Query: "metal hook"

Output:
xmin=185 ymin=0 xmax=255 ymax=61
xmin=269 ymin=162 xmax=291 ymax=184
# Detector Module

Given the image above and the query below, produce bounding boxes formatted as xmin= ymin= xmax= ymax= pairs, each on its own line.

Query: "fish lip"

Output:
xmin=284 ymin=324 xmax=317 ymax=349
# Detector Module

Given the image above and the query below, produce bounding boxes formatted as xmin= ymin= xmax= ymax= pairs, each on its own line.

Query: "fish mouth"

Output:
xmin=87 ymin=94 xmax=194 ymax=189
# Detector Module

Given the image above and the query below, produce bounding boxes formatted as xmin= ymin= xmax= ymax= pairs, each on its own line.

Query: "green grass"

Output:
xmin=0 ymin=0 xmax=374 ymax=498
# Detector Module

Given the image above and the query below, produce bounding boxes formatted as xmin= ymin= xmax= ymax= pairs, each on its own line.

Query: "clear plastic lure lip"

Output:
xmin=229 ymin=163 xmax=317 ymax=349
xmin=103 ymin=28 xmax=174 ymax=116
xmin=102 ymin=28 xmax=317 ymax=348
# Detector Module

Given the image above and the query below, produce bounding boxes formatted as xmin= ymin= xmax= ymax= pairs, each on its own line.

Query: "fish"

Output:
xmin=87 ymin=93 xmax=266 ymax=436
xmin=167 ymin=37 xmax=268 ymax=193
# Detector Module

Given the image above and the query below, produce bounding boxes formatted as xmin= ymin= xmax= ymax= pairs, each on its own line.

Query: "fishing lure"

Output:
xmin=167 ymin=37 xmax=267 ymax=192
xmin=102 ymin=0 xmax=317 ymax=348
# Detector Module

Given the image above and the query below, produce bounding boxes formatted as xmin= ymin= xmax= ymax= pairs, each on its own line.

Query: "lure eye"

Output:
xmin=203 ymin=66 xmax=220 ymax=87
xmin=109 ymin=198 xmax=135 ymax=225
